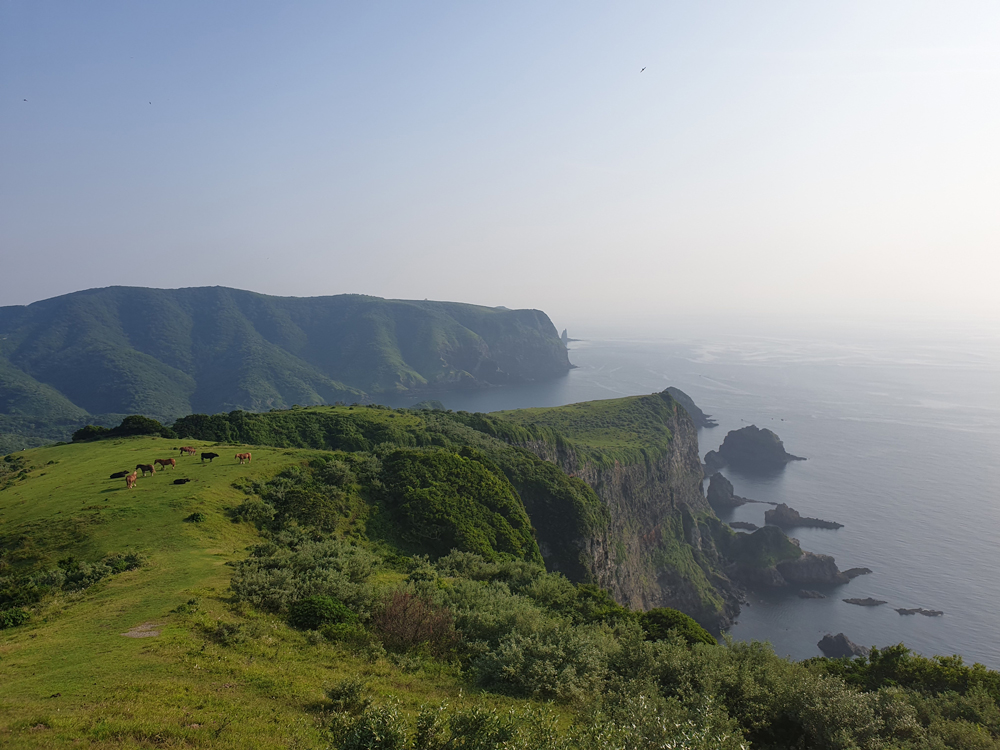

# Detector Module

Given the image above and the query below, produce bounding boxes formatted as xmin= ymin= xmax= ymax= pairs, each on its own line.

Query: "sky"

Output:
xmin=3 ymin=1 xmax=1000 ymax=332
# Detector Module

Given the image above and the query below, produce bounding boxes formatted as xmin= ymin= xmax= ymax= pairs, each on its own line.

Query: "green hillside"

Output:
xmin=0 ymin=287 xmax=571 ymax=451
xmin=5 ymin=414 xmax=1000 ymax=748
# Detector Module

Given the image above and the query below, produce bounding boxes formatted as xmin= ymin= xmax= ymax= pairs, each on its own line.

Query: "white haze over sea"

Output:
xmin=378 ymin=324 xmax=1000 ymax=667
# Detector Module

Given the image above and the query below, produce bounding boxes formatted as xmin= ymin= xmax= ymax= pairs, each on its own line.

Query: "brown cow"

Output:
xmin=136 ymin=463 xmax=155 ymax=476
xmin=178 ymin=446 xmax=197 ymax=456
xmin=154 ymin=458 xmax=176 ymax=470
xmin=125 ymin=471 xmax=138 ymax=489
xmin=235 ymin=452 xmax=252 ymax=465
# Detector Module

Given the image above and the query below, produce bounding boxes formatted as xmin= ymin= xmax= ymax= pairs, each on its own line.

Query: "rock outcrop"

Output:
xmin=707 ymin=425 xmax=805 ymax=472
xmin=896 ymin=608 xmax=944 ymax=616
xmin=798 ymin=590 xmax=826 ymax=598
xmin=844 ymin=598 xmax=887 ymax=607
xmin=819 ymin=633 xmax=870 ymax=658
xmin=765 ymin=503 xmax=843 ymax=530
xmin=706 ymin=473 xmax=747 ymax=510
xmin=730 ymin=521 xmax=759 ymax=531
xmin=843 ymin=567 xmax=873 ymax=579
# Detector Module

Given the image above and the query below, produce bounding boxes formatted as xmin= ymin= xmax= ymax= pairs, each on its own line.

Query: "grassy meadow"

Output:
xmin=0 ymin=438 xmax=496 ymax=748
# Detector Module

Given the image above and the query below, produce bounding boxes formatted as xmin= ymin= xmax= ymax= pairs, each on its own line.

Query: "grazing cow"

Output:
xmin=136 ymin=463 xmax=155 ymax=476
xmin=235 ymin=452 xmax=252 ymax=465
xmin=110 ymin=470 xmax=129 ymax=479
xmin=154 ymin=458 xmax=176 ymax=470
xmin=178 ymin=446 xmax=197 ymax=456
xmin=173 ymin=478 xmax=192 ymax=485
xmin=201 ymin=452 xmax=219 ymax=462
xmin=125 ymin=471 xmax=138 ymax=489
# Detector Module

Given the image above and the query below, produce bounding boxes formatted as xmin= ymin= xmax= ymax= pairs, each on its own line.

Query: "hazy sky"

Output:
xmin=3 ymin=2 xmax=1000 ymax=329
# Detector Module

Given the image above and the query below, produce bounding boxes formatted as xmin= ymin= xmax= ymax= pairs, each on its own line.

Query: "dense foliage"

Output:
xmin=71 ymin=414 xmax=177 ymax=442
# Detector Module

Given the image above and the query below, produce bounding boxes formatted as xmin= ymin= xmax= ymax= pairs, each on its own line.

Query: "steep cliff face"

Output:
xmin=487 ymin=391 xmax=742 ymax=631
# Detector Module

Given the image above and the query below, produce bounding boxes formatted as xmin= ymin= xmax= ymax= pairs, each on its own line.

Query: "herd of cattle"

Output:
xmin=110 ymin=447 xmax=252 ymax=489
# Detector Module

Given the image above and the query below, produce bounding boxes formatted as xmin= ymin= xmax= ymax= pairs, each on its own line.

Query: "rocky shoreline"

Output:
xmin=765 ymin=503 xmax=844 ymax=530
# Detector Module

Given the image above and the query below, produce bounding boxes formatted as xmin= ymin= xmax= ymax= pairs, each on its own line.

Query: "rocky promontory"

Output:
xmin=706 ymin=425 xmax=805 ymax=472
xmin=730 ymin=521 xmax=759 ymax=531
xmin=818 ymin=633 xmax=870 ymax=658
xmin=707 ymin=473 xmax=748 ymax=510
xmin=665 ymin=387 xmax=718 ymax=428
xmin=764 ymin=503 xmax=843 ymax=530
xmin=726 ymin=526 xmax=850 ymax=588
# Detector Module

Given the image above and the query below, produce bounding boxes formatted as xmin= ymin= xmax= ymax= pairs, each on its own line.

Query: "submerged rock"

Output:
xmin=765 ymin=503 xmax=844 ymax=530
xmin=896 ymin=608 xmax=944 ymax=617
xmin=819 ymin=633 xmax=870 ymax=658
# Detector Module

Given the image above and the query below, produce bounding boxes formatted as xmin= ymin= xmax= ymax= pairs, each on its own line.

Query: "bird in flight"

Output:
xmin=641 ymin=67 xmax=646 ymax=72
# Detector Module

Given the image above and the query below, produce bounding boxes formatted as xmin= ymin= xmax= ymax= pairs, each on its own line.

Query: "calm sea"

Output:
xmin=378 ymin=328 xmax=1000 ymax=667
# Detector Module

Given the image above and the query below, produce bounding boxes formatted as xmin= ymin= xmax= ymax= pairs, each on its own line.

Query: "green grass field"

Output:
xmin=0 ymin=438 xmax=503 ymax=749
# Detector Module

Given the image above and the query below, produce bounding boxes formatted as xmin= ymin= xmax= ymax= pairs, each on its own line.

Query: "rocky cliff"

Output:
xmin=488 ymin=391 xmax=742 ymax=631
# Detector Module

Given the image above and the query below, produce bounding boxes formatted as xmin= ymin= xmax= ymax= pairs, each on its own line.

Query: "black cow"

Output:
xmin=173 ymin=478 xmax=192 ymax=485
xmin=110 ymin=470 xmax=129 ymax=479
xmin=201 ymin=452 xmax=219 ymax=462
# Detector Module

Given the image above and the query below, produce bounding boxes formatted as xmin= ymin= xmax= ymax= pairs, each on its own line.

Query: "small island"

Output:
xmin=706 ymin=425 xmax=806 ymax=472
xmin=765 ymin=503 xmax=844 ymax=530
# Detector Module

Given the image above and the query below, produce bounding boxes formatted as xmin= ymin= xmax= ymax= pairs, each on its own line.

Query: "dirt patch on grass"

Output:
xmin=121 ymin=622 xmax=162 ymax=638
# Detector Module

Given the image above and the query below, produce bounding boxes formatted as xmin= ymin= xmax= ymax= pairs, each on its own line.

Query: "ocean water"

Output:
xmin=378 ymin=328 xmax=1000 ymax=667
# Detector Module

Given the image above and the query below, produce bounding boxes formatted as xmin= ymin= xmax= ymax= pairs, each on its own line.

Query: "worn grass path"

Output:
xmin=0 ymin=438 xmax=480 ymax=748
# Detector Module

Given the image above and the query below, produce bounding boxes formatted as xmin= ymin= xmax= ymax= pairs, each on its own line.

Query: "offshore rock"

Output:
xmin=765 ymin=503 xmax=844 ymax=530
xmin=819 ymin=633 xmax=870 ymax=659
xmin=710 ymin=425 xmax=806 ymax=472
xmin=844 ymin=598 xmax=887 ymax=607
xmin=896 ymin=608 xmax=944 ymax=616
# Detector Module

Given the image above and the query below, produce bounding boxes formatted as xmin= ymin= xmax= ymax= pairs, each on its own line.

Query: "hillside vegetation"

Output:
xmin=5 ymin=406 xmax=1000 ymax=748
xmin=0 ymin=286 xmax=571 ymax=450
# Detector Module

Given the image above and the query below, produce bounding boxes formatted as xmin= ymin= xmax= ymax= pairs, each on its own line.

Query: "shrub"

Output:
xmin=371 ymin=590 xmax=458 ymax=656
xmin=71 ymin=425 xmax=110 ymax=442
xmin=639 ymin=607 xmax=716 ymax=647
xmin=473 ymin=621 xmax=613 ymax=701
xmin=184 ymin=512 xmax=206 ymax=523
xmin=0 ymin=607 xmax=30 ymax=629
xmin=232 ymin=497 xmax=275 ymax=526
xmin=288 ymin=595 xmax=356 ymax=630
xmin=230 ymin=533 xmax=378 ymax=614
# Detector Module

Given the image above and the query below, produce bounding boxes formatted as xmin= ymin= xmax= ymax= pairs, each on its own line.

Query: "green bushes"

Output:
xmin=230 ymin=532 xmax=378 ymax=614
xmin=289 ymin=594 xmax=356 ymax=630
xmin=72 ymin=415 xmax=176 ymax=442
xmin=639 ymin=607 xmax=716 ymax=647
xmin=0 ymin=607 xmax=30 ymax=629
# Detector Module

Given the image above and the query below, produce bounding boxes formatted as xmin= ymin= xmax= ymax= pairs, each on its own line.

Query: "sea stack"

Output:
xmin=706 ymin=425 xmax=805 ymax=472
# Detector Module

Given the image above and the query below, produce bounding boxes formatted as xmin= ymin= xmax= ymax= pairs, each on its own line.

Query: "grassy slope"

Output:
xmin=0 ymin=438 xmax=504 ymax=749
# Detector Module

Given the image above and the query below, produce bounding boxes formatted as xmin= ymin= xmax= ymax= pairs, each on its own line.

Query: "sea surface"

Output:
xmin=378 ymin=327 xmax=1000 ymax=667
